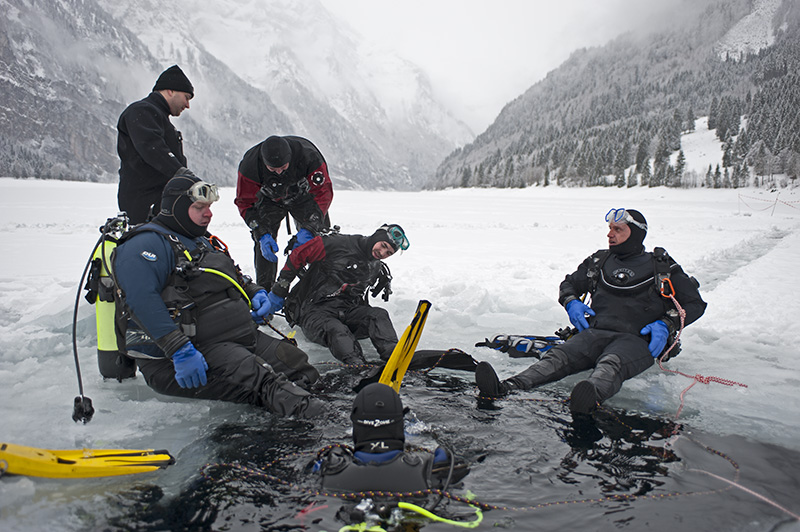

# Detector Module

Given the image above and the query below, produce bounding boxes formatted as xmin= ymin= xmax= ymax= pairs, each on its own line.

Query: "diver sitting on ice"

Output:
xmin=257 ymin=225 xmax=409 ymax=366
xmin=111 ymin=170 xmax=322 ymax=417
xmin=313 ymin=383 xmax=469 ymax=493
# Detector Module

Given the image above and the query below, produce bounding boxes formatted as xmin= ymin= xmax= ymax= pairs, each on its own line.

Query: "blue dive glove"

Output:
xmin=259 ymin=234 xmax=279 ymax=262
xmin=293 ymin=228 xmax=314 ymax=249
xmin=566 ymin=299 xmax=595 ymax=331
xmin=251 ymin=291 xmax=285 ymax=322
xmin=251 ymin=289 xmax=268 ymax=315
xmin=640 ymin=320 xmax=669 ymax=358
xmin=172 ymin=342 xmax=208 ymax=388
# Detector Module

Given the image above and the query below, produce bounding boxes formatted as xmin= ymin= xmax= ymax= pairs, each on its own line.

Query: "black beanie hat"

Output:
xmin=351 ymin=383 xmax=405 ymax=453
xmin=260 ymin=136 xmax=292 ymax=167
xmin=609 ymin=208 xmax=647 ymax=256
xmin=155 ymin=171 xmax=208 ymax=238
xmin=153 ymin=65 xmax=194 ymax=98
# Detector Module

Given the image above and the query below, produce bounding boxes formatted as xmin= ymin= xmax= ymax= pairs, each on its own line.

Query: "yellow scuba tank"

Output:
xmin=88 ymin=215 xmax=136 ymax=380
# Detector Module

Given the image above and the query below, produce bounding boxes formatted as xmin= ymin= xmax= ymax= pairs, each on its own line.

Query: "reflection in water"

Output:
xmin=100 ymin=369 xmax=799 ymax=531
xmin=559 ymin=410 xmax=681 ymax=498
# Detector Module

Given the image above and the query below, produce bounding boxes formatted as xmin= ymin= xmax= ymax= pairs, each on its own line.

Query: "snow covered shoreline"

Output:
xmin=1 ymin=178 xmax=798 ymax=530
xmin=0 ymin=178 xmax=797 ymax=449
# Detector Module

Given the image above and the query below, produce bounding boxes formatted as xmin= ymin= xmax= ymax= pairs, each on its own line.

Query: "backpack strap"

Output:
xmin=586 ymin=249 xmax=611 ymax=295
xmin=369 ymin=261 xmax=393 ymax=302
xmin=652 ymin=247 xmax=673 ymax=295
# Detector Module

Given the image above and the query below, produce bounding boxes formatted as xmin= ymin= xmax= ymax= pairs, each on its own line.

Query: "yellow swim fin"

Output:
xmin=0 ymin=442 xmax=175 ymax=478
xmin=379 ymin=300 xmax=431 ymax=392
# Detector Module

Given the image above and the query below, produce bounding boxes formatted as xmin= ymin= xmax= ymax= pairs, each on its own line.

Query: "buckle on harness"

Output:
xmin=169 ymin=302 xmax=197 ymax=337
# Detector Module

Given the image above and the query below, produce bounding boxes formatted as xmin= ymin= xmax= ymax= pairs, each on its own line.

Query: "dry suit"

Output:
xmin=113 ymin=222 xmax=320 ymax=416
xmin=507 ymin=247 xmax=707 ymax=404
xmin=271 ymin=232 xmax=397 ymax=365
xmin=316 ymin=446 xmax=455 ymax=493
xmin=315 ymin=382 xmax=468 ymax=492
xmin=235 ymin=136 xmax=334 ymax=287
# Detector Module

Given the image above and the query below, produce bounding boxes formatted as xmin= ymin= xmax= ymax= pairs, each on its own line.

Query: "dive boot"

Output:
xmin=294 ymin=396 xmax=326 ymax=419
xmin=475 ymin=362 xmax=510 ymax=397
xmin=570 ymin=380 xmax=599 ymax=415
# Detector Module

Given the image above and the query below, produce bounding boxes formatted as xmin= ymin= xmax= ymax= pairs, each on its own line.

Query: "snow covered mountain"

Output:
xmin=0 ymin=0 xmax=291 ymax=185
xmin=431 ymin=0 xmax=800 ymax=189
xmin=715 ymin=0 xmax=783 ymax=60
xmin=0 ymin=0 xmax=473 ymax=189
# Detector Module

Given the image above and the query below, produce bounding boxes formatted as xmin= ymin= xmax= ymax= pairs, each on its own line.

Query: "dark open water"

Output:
xmin=82 ymin=367 xmax=800 ymax=531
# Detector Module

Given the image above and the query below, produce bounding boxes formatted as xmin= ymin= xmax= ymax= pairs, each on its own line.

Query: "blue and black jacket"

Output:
xmin=113 ymin=222 xmax=262 ymax=357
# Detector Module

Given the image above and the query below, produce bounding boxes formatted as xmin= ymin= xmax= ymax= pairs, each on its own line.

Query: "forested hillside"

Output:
xmin=432 ymin=0 xmax=800 ymax=189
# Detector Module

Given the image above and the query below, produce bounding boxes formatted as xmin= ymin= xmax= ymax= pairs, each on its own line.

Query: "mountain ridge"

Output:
xmin=431 ymin=0 xmax=800 ymax=189
xmin=1 ymin=0 xmax=472 ymax=189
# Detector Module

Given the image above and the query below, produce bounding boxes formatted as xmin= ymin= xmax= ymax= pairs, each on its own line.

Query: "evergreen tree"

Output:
xmin=731 ymin=164 xmax=741 ymax=189
xmin=641 ymin=160 xmax=651 ymax=186
xmin=615 ymin=168 xmax=625 ymax=188
xmin=460 ymin=166 xmax=472 ymax=188
xmin=667 ymin=110 xmax=682 ymax=149
xmin=686 ymin=107 xmax=696 ymax=132
xmin=741 ymin=161 xmax=750 ymax=187
xmin=505 ymin=159 xmax=515 ymax=178
xmin=734 ymin=129 xmax=750 ymax=162
xmin=716 ymin=97 xmax=730 ymax=140
xmin=723 ymin=167 xmax=732 ymax=188
xmin=635 ymin=139 xmax=649 ymax=173
xmin=722 ymin=142 xmax=733 ymax=168
xmin=651 ymin=137 xmax=669 ymax=186
xmin=675 ymin=149 xmax=686 ymax=185
xmin=708 ymin=96 xmax=719 ymax=130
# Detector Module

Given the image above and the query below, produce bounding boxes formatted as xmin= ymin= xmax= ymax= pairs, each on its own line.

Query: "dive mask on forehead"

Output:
xmin=605 ymin=208 xmax=647 ymax=231
xmin=381 ymin=224 xmax=410 ymax=251
xmin=184 ymin=181 xmax=220 ymax=203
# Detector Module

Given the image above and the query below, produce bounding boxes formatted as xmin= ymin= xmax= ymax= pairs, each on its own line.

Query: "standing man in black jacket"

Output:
xmin=476 ymin=208 xmax=707 ymax=415
xmin=117 ymin=65 xmax=195 ymax=224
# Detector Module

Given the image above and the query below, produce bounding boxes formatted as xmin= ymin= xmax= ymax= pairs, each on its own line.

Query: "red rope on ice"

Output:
xmin=688 ymin=468 xmax=800 ymax=520
xmin=656 ymin=291 xmax=748 ymax=421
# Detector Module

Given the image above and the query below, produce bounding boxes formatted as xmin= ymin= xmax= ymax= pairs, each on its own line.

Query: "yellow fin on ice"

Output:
xmin=0 ymin=442 xmax=175 ymax=478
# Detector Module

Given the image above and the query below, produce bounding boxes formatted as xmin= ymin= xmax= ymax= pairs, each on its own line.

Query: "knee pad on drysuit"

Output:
xmin=586 ymin=353 xmax=625 ymax=403
xmin=328 ymin=331 xmax=365 ymax=364
xmin=509 ymin=347 xmax=575 ymax=390
xmin=271 ymin=341 xmax=320 ymax=386
xmin=261 ymin=375 xmax=323 ymax=418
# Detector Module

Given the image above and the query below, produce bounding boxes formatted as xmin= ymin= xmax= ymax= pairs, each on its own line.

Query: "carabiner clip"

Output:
xmin=660 ymin=277 xmax=675 ymax=297
xmin=209 ymin=234 xmax=229 ymax=253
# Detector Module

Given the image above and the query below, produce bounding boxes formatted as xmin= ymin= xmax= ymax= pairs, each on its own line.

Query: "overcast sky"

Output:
xmin=320 ymin=0 xmax=685 ymax=133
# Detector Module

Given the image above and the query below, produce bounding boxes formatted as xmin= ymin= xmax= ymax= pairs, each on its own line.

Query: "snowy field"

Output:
xmin=0 ymin=178 xmax=799 ymax=529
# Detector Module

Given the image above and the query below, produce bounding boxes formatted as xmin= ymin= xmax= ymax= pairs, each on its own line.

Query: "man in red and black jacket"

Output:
xmin=235 ymin=135 xmax=334 ymax=288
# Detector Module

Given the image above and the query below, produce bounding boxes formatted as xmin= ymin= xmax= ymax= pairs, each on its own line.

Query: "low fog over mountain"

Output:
xmin=0 ymin=0 xmax=472 ymax=189
xmin=2 ymin=0 xmax=797 ymax=191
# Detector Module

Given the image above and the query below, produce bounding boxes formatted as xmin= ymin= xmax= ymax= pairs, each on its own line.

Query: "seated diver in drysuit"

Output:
xmin=313 ymin=383 xmax=468 ymax=493
xmin=112 ymin=171 xmax=322 ymax=417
